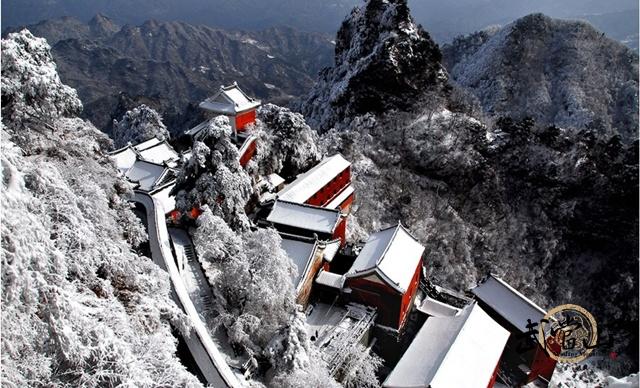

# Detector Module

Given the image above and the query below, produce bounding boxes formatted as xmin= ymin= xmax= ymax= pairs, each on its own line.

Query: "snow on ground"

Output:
xmin=550 ymin=361 xmax=639 ymax=387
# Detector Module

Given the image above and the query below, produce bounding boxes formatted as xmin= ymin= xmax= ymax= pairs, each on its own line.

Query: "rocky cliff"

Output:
xmin=300 ymin=0 xmax=447 ymax=132
xmin=310 ymin=1 xmax=638 ymax=373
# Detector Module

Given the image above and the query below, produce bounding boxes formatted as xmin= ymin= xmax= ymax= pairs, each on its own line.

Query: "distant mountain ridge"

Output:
xmin=4 ymin=15 xmax=335 ymax=134
xmin=1 ymin=0 xmax=360 ymax=34
xmin=3 ymin=0 xmax=637 ymax=53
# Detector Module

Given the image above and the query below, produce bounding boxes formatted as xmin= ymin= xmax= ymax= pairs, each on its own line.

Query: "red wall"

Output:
xmin=337 ymin=192 xmax=355 ymax=212
xmin=189 ymin=207 xmax=202 ymax=219
xmin=398 ymin=262 xmax=421 ymax=329
xmin=527 ymin=340 xmax=560 ymax=383
xmin=305 ymin=167 xmax=351 ymax=207
xmin=169 ymin=210 xmax=180 ymax=221
xmin=296 ymin=250 xmax=324 ymax=307
xmin=487 ymin=359 xmax=501 ymax=388
xmin=239 ymin=138 xmax=257 ymax=167
xmin=347 ymin=276 xmax=402 ymax=328
xmin=235 ymin=110 xmax=256 ymax=131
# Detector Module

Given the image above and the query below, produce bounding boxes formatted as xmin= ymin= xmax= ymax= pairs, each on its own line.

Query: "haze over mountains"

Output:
xmin=3 ymin=0 xmax=638 ymax=50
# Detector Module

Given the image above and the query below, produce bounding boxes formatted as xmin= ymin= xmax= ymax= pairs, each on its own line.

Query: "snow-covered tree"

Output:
xmin=193 ymin=210 xmax=296 ymax=351
xmin=191 ymin=209 xmax=338 ymax=386
xmin=271 ymin=349 xmax=341 ymax=388
xmin=338 ymin=344 xmax=384 ymax=388
xmin=1 ymin=30 xmax=82 ymax=129
xmin=254 ymin=103 xmax=322 ymax=179
xmin=1 ymin=30 xmax=200 ymax=387
xmin=173 ymin=116 xmax=252 ymax=230
xmin=111 ymin=104 xmax=169 ymax=148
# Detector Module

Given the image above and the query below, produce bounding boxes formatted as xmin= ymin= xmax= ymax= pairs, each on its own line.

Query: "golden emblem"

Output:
xmin=538 ymin=304 xmax=598 ymax=363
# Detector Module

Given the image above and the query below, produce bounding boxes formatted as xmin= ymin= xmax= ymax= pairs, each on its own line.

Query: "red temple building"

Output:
xmin=237 ymin=135 xmax=257 ymax=168
xmin=278 ymin=154 xmax=354 ymax=212
xmin=344 ymin=223 xmax=425 ymax=331
xmin=198 ymin=82 xmax=261 ymax=136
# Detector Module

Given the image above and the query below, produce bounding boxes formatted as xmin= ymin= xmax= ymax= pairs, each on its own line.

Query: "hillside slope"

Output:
xmin=1 ymin=30 xmax=199 ymax=386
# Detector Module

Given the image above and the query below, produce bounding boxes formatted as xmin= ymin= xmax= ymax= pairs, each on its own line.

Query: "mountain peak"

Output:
xmin=301 ymin=0 xmax=447 ymax=132
xmin=88 ymin=13 xmax=120 ymax=37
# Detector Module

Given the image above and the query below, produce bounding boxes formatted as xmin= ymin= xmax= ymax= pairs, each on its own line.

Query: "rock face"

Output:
xmin=301 ymin=0 xmax=447 ymax=132
xmin=442 ymin=14 xmax=639 ymax=142
xmin=4 ymin=15 xmax=335 ymax=134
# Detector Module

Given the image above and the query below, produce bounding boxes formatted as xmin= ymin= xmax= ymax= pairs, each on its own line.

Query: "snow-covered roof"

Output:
xmin=267 ymin=200 xmax=342 ymax=235
xmin=109 ymin=145 xmax=138 ymax=174
xmin=125 ymin=160 xmax=169 ymax=191
xmin=133 ymin=137 xmax=163 ymax=152
xmin=315 ymin=270 xmax=345 ymax=289
xmin=346 ymin=223 xmax=425 ymax=293
xmin=138 ymin=140 xmax=179 ymax=167
xmin=181 ymin=150 xmax=193 ymax=161
xmin=150 ymin=182 xmax=177 ymax=214
xmin=325 ymin=184 xmax=355 ymax=210
xmin=280 ymin=235 xmax=319 ymax=290
xmin=383 ymin=303 xmax=510 ymax=388
xmin=278 ymin=154 xmax=351 ymax=204
xmin=184 ymin=118 xmax=212 ymax=138
xmin=470 ymin=274 xmax=547 ymax=333
xmin=199 ymin=83 xmax=261 ymax=114
xmin=266 ymin=173 xmax=285 ymax=190
xmin=417 ymin=296 xmax=460 ymax=318
xmin=322 ymin=239 xmax=341 ymax=262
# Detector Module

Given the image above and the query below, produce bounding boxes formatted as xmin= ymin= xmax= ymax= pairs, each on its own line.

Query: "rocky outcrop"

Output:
xmin=301 ymin=0 xmax=447 ymax=132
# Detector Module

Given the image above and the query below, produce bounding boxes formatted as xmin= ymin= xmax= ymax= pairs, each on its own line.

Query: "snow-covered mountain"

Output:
xmin=306 ymin=0 xmax=638 ymax=373
xmin=442 ymin=13 xmax=639 ymax=142
xmin=1 ymin=28 xmax=341 ymax=388
xmin=2 ymin=0 xmax=638 ymax=384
